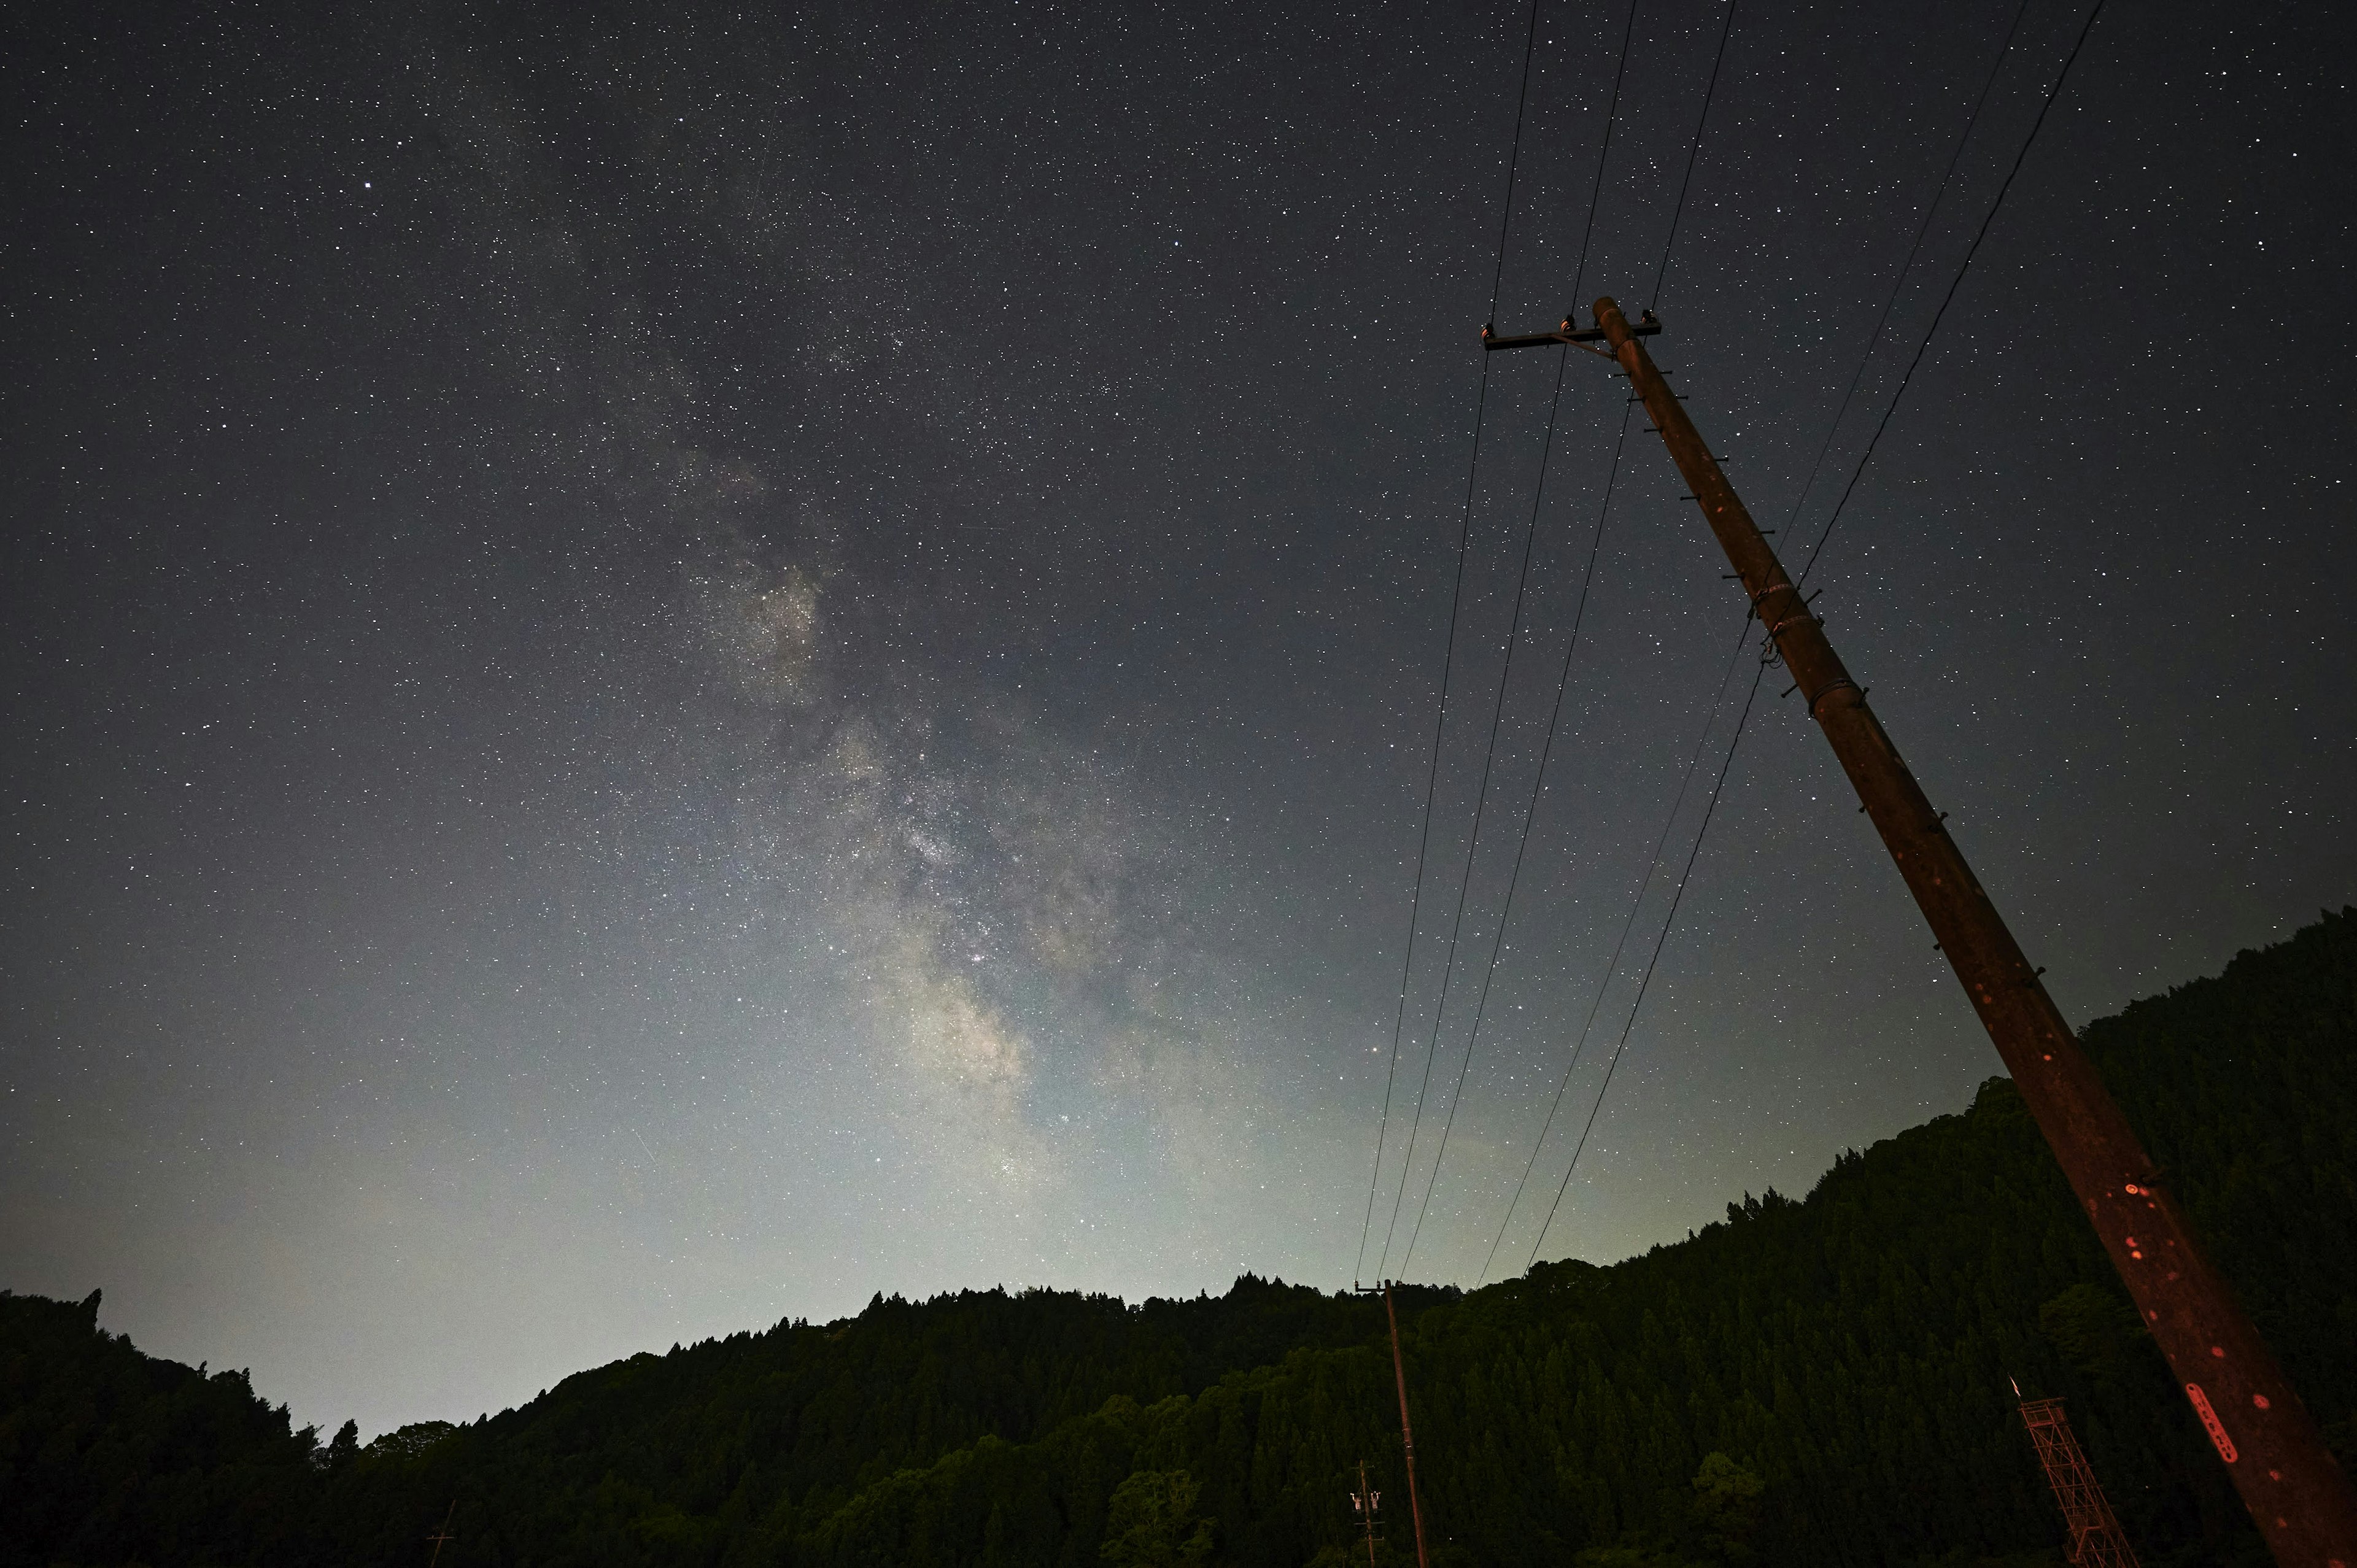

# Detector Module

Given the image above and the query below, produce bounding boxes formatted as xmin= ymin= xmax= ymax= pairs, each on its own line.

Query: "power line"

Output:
xmin=1398 ymin=342 xmax=1577 ymax=1275
xmin=1798 ymin=0 xmax=2111 ymax=585
xmin=1398 ymin=354 xmax=1631 ymax=1275
xmin=1474 ymin=1 xmax=2042 ymax=1273
xmin=1412 ymin=0 xmax=1743 ymax=1275
xmin=1450 ymin=0 xmax=1740 ymax=1282
xmin=1568 ymin=0 xmax=1642 ymax=309
xmin=1486 ymin=0 xmax=2051 ymax=1275
xmin=1476 ymin=600 xmax=1747 ymax=1283
xmin=1775 ymin=0 xmax=2035 ymax=569
xmin=1504 ymin=0 xmax=2110 ymax=1268
xmin=1650 ymin=0 xmax=1741 ymax=311
xmin=1487 ymin=0 xmax=1548 ymax=322
xmin=1356 ymin=361 xmax=1488 ymax=1287
xmin=1378 ymin=0 xmax=1643 ymax=1280
xmin=1376 ymin=347 xmax=1565 ymax=1279
xmin=1528 ymin=647 xmax=1767 ymax=1270
xmin=1474 ymin=0 xmax=2110 ymax=1285
xmin=1355 ymin=0 xmax=1552 ymax=1286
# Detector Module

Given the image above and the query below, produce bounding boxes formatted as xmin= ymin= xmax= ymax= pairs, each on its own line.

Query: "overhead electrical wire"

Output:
xmin=1651 ymin=0 xmax=1740 ymax=311
xmin=1798 ymin=0 xmax=2111 ymax=585
xmin=1487 ymin=0 xmax=1550 ymax=322
xmin=1568 ymin=0 xmax=1642 ymax=315
xmin=1352 ymin=320 xmax=1485 ymax=1288
xmin=1775 ymin=0 xmax=2035 ymax=571
xmin=1379 ymin=352 xmax=1565 ymax=1280
xmin=1353 ymin=0 xmax=1550 ymax=1286
xmin=1480 ymin=0 xmax=2013 ymax=1270
xmin=1468 ymin=0 xmax=1769 ymax=1276
xmin=1398 ymin=347 xmax=1577 ymax=1276
xmin=1528 ymin=653 xmax=1767 ymax=1267
xmin=1400 ymin=387 xmax=1627 ymax=1278
xmin=1407 ymin=0 xmax=1744 ymax=1275
xmin=1465 ymin=401 xmax=1631 ymax=1283
xmin=1381 ymin=0 xmax=1644 ymax=1280
xmin=1474 ymin=608 xmax=1754 ymax=1282
xmin=1498 ymin=0 xmax=2116 ymax=1276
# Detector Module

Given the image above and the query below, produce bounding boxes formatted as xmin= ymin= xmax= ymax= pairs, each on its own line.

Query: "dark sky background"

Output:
xmin=5 ymin=0 xmax=2351 ymax=1440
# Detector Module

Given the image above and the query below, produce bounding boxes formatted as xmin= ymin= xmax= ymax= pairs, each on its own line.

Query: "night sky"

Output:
xmin=6 ymin=0 xmax=2351 ymax=1441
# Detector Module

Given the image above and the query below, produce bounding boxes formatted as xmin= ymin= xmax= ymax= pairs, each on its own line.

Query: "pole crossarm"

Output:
xmin=1484 ymin=309 xmax=1660 ymax=354
xmin=1578 ymin=292 xmax=2357 ymax=1568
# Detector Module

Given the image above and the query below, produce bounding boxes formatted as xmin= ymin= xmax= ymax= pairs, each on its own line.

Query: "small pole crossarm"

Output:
xmin=1484 ymin=309 xmax=1662 ymax=353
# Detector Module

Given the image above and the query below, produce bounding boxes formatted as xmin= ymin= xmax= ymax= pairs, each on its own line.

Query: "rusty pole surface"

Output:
xmin=1383 ymin=1285 xmax=1433 ymax=1568
xmin=1592 ymin=293 xmax=2357 ymax=1568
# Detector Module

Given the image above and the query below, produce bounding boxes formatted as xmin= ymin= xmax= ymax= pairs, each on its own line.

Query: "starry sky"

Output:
xmin=4 ymin=0 xmax=2351 ymax=1440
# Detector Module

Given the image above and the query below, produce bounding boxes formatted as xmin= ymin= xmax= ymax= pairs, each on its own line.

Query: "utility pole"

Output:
xmin=2017 ymin=1383 xmax=2143 ymax=1568
xmin=1352 ymin=1458 xmax=1384 ymax=1567
xmin=1360 ymin=1283 xmax=1432 ymax=1568
xmin=1475 ymin=294 xmax=2357 ymax=1567
xmin=1384 ymin=1285 xmax=1433 ymax=1568
xmin=426 ymin=1500 xmax=457 ymax=1568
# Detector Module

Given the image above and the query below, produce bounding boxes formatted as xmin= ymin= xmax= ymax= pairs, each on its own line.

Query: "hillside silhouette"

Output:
xmin=7 ymin=910 xmax=2355 ymax=1568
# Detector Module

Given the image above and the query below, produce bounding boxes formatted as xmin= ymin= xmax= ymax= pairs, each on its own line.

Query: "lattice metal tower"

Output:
xmin=2018 ymin=1391 xmax=2142 ymax=1568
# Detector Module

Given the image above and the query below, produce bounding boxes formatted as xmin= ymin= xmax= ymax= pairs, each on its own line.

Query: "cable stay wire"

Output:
xmin=1407 ymin=0 xmax=1737 ymax=1275
xmin=1375 ymin=0 xmax=1642 ymax=1282
xmin=1354 ymin=0 xmax=1550 ymax=1286
xmin=1798 ymin=0 xmax=2110 ymax=586
xmin=1528 ymin=649 xmax=1768 ymax=1269
xmin=1774 ymin=0 xmax=2035 ymax=570
xmin=1650 ymin=0 xmax=1740 ymax=312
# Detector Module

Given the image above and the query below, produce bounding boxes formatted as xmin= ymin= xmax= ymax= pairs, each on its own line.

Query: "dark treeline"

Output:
xmin=6 ymin=910 xmax=2354 ymax=1568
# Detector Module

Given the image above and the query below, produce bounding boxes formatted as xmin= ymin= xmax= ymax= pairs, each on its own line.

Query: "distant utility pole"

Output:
xmin=1357 ymin=1283 xmax=1431 ymax=1568
xmin=1352 ymin=1458 xmax=1384 ymax=1566
xmin=1484 ymin=296 xmax=2357 ymax=1568
xmin=426 ymin=1500 xmax=457 ymax=1568
xmin=2018 ymin=1384 xmax=2142 ymax=1568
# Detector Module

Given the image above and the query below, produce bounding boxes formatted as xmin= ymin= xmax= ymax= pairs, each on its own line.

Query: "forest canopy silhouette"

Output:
xmin=6 ymin=909 xmax=2353 ymax=1568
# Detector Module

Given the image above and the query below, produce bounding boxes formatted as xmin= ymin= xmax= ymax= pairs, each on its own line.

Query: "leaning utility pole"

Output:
xmin=1369 ymin=1284 xmax=1431 ymax=1568
xmin=1483 ymin=296 xmax=2357 ymax=1568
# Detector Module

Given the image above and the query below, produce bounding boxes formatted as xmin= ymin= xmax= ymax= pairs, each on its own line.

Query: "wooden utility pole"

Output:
xmin=1488 ymin=293 xmax=2357 ymax=1567
xmin=1352 ymin=1458 xmax=1384 ymax=1566
xmin=426 ymin=1500 xmax=457 ymax=1568
xmin=1380 ymin=1284 xmax=1433 ymax=1568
